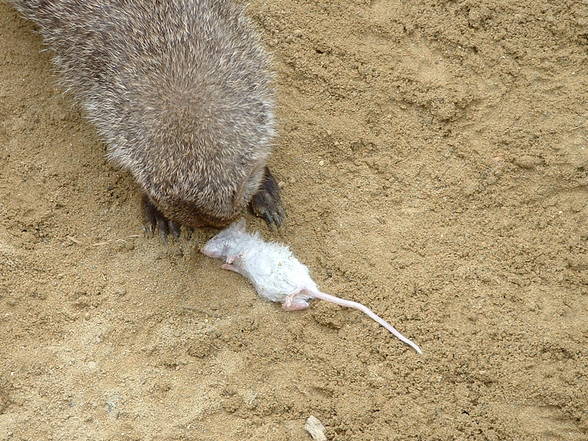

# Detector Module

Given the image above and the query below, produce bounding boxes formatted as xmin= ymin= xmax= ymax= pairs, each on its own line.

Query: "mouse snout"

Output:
xmin=200 ymin=245 xmax=219 ymax=258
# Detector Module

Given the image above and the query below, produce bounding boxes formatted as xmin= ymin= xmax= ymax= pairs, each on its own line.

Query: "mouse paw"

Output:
xmin=142 ymin=195 xmax=181 ymax=241
xmin=221 ymin=263 xmax=240 ymax=274
xmin=282 ymin=293 xmax=310 ymax=311
xmin=249 ymin=167 xmax=285 ymax=228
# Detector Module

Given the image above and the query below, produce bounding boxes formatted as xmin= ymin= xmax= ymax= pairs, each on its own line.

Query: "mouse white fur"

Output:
xmin=201 ymin=219 xmax=422 ymax=354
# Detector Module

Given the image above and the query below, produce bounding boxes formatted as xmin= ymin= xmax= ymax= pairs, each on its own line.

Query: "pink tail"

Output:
xmin=309 ymin=290 xmax=423 ymax=354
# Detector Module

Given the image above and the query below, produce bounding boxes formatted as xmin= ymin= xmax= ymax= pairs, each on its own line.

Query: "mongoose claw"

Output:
xmin=168 ymin=220 xmax=182 ymax=239
xmin=142 ymin=195 xmax=181 ymax=240
xmin=249 ymin=167 xmax=285 ymax=228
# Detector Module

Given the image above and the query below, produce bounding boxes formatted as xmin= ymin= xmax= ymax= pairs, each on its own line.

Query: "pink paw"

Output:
xmin=282 ymin=295 xmax=310 ymax=311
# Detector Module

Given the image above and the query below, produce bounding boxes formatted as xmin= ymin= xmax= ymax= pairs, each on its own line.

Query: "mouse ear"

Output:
xmin=232 ymin=218 xmax=247 ymax=232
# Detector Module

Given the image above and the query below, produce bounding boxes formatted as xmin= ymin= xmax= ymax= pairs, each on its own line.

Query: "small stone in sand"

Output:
xmin=305 ymin=415 xmax=327 ymax=441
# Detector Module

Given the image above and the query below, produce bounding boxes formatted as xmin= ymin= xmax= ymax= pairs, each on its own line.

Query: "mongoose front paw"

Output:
xmin=249 ymin=167 xmax=285 ymax=228
xmin=141 ymin=195 xmax=182 ymax=240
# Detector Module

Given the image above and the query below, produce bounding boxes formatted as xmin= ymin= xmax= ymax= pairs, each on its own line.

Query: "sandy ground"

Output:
xmin=0 ymin=1 xmax=587 ymax=440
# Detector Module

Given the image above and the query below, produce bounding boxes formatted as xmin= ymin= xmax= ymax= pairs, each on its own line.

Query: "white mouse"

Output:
xmin=201 ymin=219 xmax=422 ymax=354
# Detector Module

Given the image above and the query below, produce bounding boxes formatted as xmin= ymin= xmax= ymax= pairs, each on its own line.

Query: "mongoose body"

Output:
xmin=8 ymin=0 xmax=285 ymax=232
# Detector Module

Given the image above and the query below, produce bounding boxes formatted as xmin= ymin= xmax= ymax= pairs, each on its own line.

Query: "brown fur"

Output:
xmin=8 ymin=0 xmax=280 ymax=228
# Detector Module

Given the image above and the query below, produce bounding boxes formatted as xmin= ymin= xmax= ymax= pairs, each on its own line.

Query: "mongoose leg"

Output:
xmin=249 ymin=167 xmax=285 ymax=228
xmin=142 ymin=194 xmax=181 ymax=240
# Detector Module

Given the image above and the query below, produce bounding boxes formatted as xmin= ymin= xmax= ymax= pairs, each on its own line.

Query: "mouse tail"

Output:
xmin=307 ymin=290 xmax=423 ymax=354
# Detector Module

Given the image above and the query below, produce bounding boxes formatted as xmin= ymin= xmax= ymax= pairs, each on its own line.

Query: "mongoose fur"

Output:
xmin=7 ymin=0 xmax=285 ymax=233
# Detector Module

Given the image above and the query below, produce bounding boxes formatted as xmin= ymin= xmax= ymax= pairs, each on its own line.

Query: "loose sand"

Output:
xmin=0 ymin=1 xmax=586 ymax=440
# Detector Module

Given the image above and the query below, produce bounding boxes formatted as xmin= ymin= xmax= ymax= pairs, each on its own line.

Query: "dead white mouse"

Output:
xmin=201 ymin=219 xmax=422 ymax=354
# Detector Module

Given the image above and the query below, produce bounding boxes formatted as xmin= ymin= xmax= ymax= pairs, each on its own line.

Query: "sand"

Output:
xmin=0 ymin=1 xmax=586 ymax=440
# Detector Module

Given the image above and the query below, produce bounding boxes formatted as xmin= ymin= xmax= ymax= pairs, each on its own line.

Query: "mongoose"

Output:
xmin=7 ymin=0 xmax=285 ymax=235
